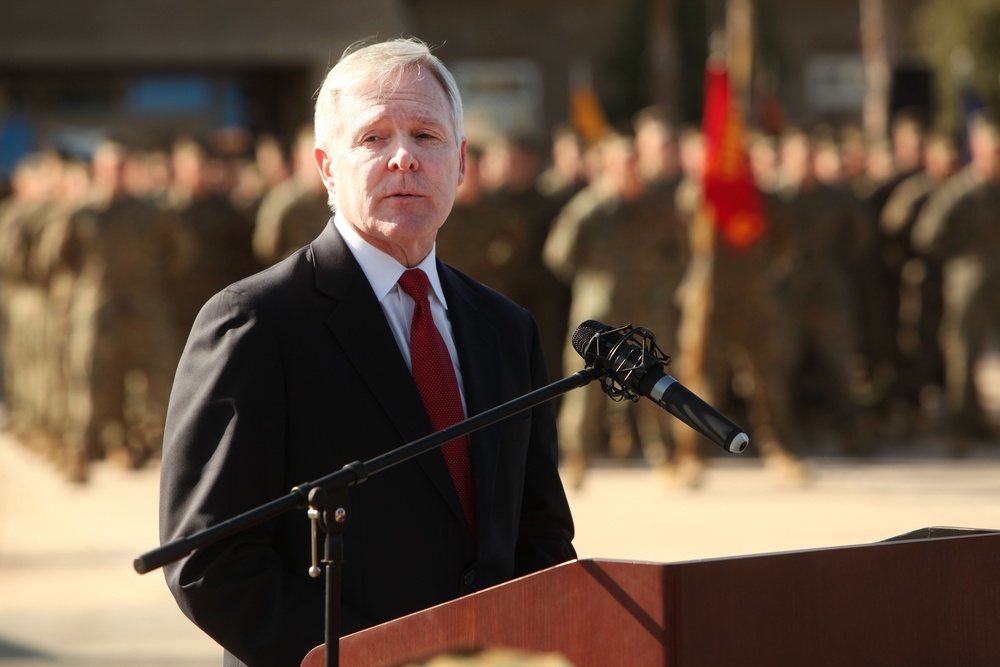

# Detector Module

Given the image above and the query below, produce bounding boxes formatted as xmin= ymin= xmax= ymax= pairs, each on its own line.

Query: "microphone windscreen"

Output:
xmin=571 ymin=320 xmax=611 ymax=362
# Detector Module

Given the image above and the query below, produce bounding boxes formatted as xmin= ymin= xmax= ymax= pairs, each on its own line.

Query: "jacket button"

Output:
xmin=463 ymin=570 xmax=475 ymax=587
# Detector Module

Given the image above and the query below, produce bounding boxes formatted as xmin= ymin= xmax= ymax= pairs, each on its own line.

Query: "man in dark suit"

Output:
xmin=158 ymin=38 xmax=576 ymax=667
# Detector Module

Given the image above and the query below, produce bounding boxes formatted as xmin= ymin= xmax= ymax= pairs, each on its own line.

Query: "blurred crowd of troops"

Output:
xmin=0 ymin=127 xmax=327 ymax=481
xmin=1 ymin=106 xmax=999 ymax=486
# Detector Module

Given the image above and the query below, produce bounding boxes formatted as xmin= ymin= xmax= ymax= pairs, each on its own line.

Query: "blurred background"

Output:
xmin=1 ymin=0 xmax=1000 ymax=664
xmin=2 ymin=0 xmax=999 ymax=163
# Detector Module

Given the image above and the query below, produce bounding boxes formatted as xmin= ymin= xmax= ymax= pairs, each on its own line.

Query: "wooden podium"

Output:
xmin=310 ymin=528 xmax=1000 ymax=666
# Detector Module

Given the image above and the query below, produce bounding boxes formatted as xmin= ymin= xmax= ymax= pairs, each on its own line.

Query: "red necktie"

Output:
xmin=397 ymin=269 xmax=476 ymax=535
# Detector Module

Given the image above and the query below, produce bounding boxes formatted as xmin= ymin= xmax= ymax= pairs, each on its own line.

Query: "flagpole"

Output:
xmin=673 ymin=202 xmax=717 ymax=486
xmin=670 ymin=36 xmax=727 ymax=488
xmin=673 ymin=33 xmax=766 ymax=486
xmin=725 ymin=0 xmax=754 ymax=113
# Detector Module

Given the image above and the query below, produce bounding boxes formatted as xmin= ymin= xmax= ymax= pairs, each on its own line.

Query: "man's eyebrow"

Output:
xmin=409 ymin=113 xmax=449 ymax=129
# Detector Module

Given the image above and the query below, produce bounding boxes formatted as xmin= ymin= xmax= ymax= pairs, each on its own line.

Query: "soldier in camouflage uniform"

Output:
xmin=164 ymin=136 xmax=260 ymax=335
xmin=545 ymin=132 xmax=689 ymax=488
xmin=879 ymin=132 xmax=960 ymax=432
xmin=632 ymin=105 xmax=680 ymax=194
xmin=536 ymin=125 xmax=588 ymax=208
xmin=252 ymin=127 xmax=330 ymax=266
xmin=772 ymin=128 xmax=873 ymax=455
xmin=675 ymin=129 xmax=808 ymax=485
xmin=534 ymin=128 xmax=589 ymax=385
xmin=62 ymin=141 xmax=187 ymax=479
xmin=30 ymin=157 xmax=92 ymax=476
xmin=911 ymin=116 xmax=1000 ymax=453
xmin=0 ymin=153 xmax=60 ymax=446
xmin=476 ymin=136 xmax=571 ymax=385
xmin=852 ymin=117 xmax=927 ymax=412
xmin=435 ymin=144 xmax=532 ymax=291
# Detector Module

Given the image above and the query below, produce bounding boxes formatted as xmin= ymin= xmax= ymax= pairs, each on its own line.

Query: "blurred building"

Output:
xmin=1 ymin=0 xmax=932 ymax=181
xmin=0 ymin=1 xmax=407 ymax=170
xmin=764 ymin=0 xmax=930 ymax=127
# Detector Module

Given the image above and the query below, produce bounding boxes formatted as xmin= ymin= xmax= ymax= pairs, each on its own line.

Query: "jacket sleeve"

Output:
xmin=158 ymin=287 xmax=372 ymax=667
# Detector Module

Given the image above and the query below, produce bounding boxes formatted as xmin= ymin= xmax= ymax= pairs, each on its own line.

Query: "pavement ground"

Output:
xmin=2 ymin=432 xmax=999 ymax=666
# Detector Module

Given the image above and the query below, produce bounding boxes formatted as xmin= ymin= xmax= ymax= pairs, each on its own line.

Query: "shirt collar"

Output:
xmin=333 ymin=210 xmax=448 ymax=308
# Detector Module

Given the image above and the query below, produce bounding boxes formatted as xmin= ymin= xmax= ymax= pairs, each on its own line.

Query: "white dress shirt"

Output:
xmin=333 ymin=211 xmax=467 ymax=408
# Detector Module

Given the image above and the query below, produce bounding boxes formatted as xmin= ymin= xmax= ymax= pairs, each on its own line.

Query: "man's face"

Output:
xmin=316 ymin=68 xmax=466 ymax=266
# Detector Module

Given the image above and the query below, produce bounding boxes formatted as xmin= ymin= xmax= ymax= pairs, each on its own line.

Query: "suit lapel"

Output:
xmin=311 ymin=223 xmax=428 ymax=446
xmin=311 ymin=224 xmax=471 ymax=531
xmin=439 ymin=262 xmax=503 ymax=544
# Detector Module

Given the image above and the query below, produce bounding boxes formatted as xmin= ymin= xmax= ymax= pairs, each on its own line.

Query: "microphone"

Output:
xmin=572 ymin=320 xmax=749 ymax=454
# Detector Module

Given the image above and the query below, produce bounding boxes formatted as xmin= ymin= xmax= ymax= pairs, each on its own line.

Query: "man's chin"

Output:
xmin=374 ymin=213 xmax=445 ymax=237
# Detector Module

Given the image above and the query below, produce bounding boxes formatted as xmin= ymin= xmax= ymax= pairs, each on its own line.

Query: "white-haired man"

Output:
xmin=159 ymin=38 xmax=576 ymax=667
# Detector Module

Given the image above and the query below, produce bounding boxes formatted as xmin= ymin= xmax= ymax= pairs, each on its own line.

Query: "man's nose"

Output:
xmin=388 ymin=139 xmax=419 ymax=172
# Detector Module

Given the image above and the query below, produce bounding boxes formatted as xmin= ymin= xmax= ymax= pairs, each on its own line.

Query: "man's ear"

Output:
xmin=457 ymin=138 xmax=468 ymax=187
xmin=314 ymin=147 xmax=334 ymax=194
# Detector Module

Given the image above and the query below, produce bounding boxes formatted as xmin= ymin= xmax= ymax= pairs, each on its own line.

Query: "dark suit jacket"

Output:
xmin=159 ymin=221 xmax=576 ymax=667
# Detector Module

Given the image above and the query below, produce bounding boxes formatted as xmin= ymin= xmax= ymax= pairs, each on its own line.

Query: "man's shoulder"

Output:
xmin=443 ymin=264 xmax=532 ymax=320
xmin=211 ymin=245 xmax=319 ymax=311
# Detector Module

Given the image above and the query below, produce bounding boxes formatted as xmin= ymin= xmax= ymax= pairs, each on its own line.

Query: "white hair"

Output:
xmin=314 ymin=37 xmax=465 ymax=156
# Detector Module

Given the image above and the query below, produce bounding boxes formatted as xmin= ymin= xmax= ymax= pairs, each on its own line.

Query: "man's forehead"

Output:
xmin=339 ymin=78 xmax=453 ymax=128
xmin=341 ymin=66 xmax=442 ymax=101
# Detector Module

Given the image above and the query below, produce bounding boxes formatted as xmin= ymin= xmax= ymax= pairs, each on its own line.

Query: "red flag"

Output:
xmin=701 ymin=60 xmax=766 ymax=251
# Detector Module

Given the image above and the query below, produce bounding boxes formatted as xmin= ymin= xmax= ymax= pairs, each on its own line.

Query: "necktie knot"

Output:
xmin=398 ymin=269 xmax=429 ymax=303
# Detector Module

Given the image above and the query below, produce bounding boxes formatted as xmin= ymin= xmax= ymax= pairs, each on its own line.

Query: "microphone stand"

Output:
xmin=134 ymin=367 xmax=603 ymax=667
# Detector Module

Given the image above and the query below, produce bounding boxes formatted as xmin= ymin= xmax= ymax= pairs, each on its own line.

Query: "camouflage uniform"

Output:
xmin=772 ymin=181 xmax=873 ymax=453
xmin=911 ymin=167 xmax=1000 ymax=448
xmin=164 ymin=189 xmax=259 ymax=336
xmin=677 ymin=179 xmax=805 ymax=478
xmin=435 ymin=190 xmax=533 ymax=296
xmin=545 ymin=182 xmax=688 ymax=483
xmin=63 ymin=192 xmax=186 ymax=473
xmin=879 ymin=170 xmax=948 ymax=419
xmin=30 ymin=195 xmax=86 ymax=475
xmin=857 ymin=168 xmax=921 ymax=394
xmin=0 ymin=195 xmax=53 ymax=444
xmin=253 ymin=179 xmax=331 ymax=266
xmin=506 ymin=186 xmax=569 ymax=385
xmin=438 ymin=182 xmax=570 ymax=387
